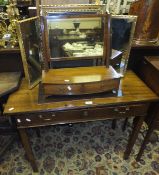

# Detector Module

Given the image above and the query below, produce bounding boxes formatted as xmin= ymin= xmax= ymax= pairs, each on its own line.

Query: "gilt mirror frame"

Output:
xmin=16 ymin=16 xmax=42 ymax=89
xmin=111 ymin=15 xmax=137 ymax=74
xmin=36 ymin=0 xmax=105 ymax=17
xmin=41 ymin=13 xmax=111 ymax=71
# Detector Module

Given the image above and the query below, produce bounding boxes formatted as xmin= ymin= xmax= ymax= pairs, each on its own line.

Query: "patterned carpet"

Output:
xmin=0 ymin=119 xmax=159 ymax=175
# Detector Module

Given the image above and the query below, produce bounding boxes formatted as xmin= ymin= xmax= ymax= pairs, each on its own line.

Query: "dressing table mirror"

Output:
xmin=41 ymin=13 xmax=121 ymax=97
xmin=16 ymin=10 xmax=121 ymax=98
xmin=16 ymin=17 xmax=42 ymax=89
xmin=111 ymin=15 xmax=137 ymax=74
xmin=43 ymin=14 xmax=110 ymax=68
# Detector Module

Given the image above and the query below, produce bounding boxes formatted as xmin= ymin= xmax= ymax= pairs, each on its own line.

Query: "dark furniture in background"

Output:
xmin=0 ymin=48 xmax=24 ymax=73
xmin=128 ymin=42 xmax=159 ymax=72
xmin=0 ymin=72 xmax=21 ymax=157
xmin=135 ymin=56 xmax=159 ymax=160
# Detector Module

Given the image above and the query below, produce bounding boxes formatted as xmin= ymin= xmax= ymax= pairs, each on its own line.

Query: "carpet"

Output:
xmin=0 ymin=119 xmax=158 ymax=175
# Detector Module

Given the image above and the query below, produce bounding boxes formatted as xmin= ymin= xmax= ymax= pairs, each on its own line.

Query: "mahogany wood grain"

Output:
xmin=129 ymin=0 xmax=159 ymax=44
xmin=4 ymin=71 xmax=158 ymax=115
xmin=3 ymin=70 xmax=159 ymax=172
xmin=18 ymin=128 xmax=38 ymax=172
xmin=124 ymin=115 xmax=145 ymax=160
xmin=15 ymin=103 xmax=149 ymax=128
xmin=42 ymin=66 xmax=120 ymax=95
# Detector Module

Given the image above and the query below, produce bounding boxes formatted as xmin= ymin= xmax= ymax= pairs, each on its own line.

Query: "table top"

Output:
xmin=0 ymin=72 xmax=21 ymax=98
xmin=4 ymin=71 xmax=159 ymax=115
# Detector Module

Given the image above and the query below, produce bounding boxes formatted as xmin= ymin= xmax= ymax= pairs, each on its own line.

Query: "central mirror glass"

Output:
xmin=45 ymin=15 xmax=107 ymax=67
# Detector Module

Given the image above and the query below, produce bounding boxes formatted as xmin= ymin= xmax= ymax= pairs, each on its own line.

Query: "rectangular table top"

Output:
xmin=4 ymin=71 xmax=159 ymax=115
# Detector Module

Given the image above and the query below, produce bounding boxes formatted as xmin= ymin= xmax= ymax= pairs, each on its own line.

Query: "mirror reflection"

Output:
xmin=17 ymin=17 xmax=42 ymax=89
xmin=111 ymin=15 xmax=137 ymax=73
xmin=47 ymin=17 xmax=104 ymax=59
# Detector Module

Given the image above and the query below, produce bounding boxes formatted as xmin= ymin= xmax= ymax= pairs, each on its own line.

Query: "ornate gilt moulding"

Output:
xmin=36 ymin=0 xmax=105 ymax=15
xmin=39 ymin=4 xmax=106 ymax=16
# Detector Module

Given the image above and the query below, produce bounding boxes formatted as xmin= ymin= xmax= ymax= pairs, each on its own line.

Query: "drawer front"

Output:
xmin=44 ymin=79 xmax=120 ymax=96
xmin=15 ymin=103 xmax=149 ymax=128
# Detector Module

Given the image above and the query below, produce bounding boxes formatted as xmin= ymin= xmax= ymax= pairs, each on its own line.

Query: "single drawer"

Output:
xmin=15 ymin=103 xmax=149 ymax=128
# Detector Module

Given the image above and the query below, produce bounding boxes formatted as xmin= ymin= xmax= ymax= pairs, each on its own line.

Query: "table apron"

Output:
xmin=15 ymin=103 xmax=150 ymax=128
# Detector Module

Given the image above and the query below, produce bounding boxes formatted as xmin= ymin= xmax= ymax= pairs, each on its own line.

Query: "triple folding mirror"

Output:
xmin=16 ymin=12 xmax=136 ymax=89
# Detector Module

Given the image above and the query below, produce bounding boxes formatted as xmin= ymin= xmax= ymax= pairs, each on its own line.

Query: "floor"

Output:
xmin=0 ymin=119 xmax=159 ymax=175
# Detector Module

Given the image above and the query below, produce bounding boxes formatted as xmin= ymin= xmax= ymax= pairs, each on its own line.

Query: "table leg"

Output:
xmin=124 ymin=116 xmax=145 ymax=159
xmin=122 ymin=118 xmax=128 ymax=131
xmin=112 ymin=119 xmax=116 ymax=129
xmin=35 ymin=128 xmax=41 ymax=138
xmin=18 ymin=128 xmax=38 ymax=172
xmin=136 ymin=125 xmax=154 ymax=161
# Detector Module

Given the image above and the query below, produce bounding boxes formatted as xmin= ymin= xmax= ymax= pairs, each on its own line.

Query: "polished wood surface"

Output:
xmin=0 ymin=72 xmax=21 ymax=98
xmin=42 ymin=66 xmax=120 ymax=95
xmin=14 ymin=103 xmax=149 ymax=129
xmin=42 ymin=66 xmax=120 ymax=84
xmin=4 ymin=71 xmax=158 ymax=115
xmin=4 ymin=70 xmax=159 ymax=172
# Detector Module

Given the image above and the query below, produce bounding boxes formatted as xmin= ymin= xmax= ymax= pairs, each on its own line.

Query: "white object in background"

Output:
xmin=122 ymin=0 xmax=128 ymax=14
xmin=115 ymin=0 xmax=122 ymax=14
xmin=106 ymin=0 xmax=135 ymax=14
xmin=106 ymin=0 xmax=111 ymax=12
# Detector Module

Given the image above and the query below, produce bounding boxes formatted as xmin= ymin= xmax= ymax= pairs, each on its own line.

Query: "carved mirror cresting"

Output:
xmin=111 ymin=15 xmax=137 ymax=75
xmin=42 ymin=14 xmax=111 ymax=69
xmin=16 ymin=16 xmax=42 ymax=89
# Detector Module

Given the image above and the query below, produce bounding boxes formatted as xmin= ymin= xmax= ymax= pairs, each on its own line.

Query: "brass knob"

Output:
xmin=52 ymin=113 xmax=56 ymax=117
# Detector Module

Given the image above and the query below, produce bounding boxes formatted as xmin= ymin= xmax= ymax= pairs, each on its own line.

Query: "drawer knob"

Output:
xmin=52 ymin=113 xmax=56 ymax=117
xmin=83 ymin=111 xmax=88 ymax=116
